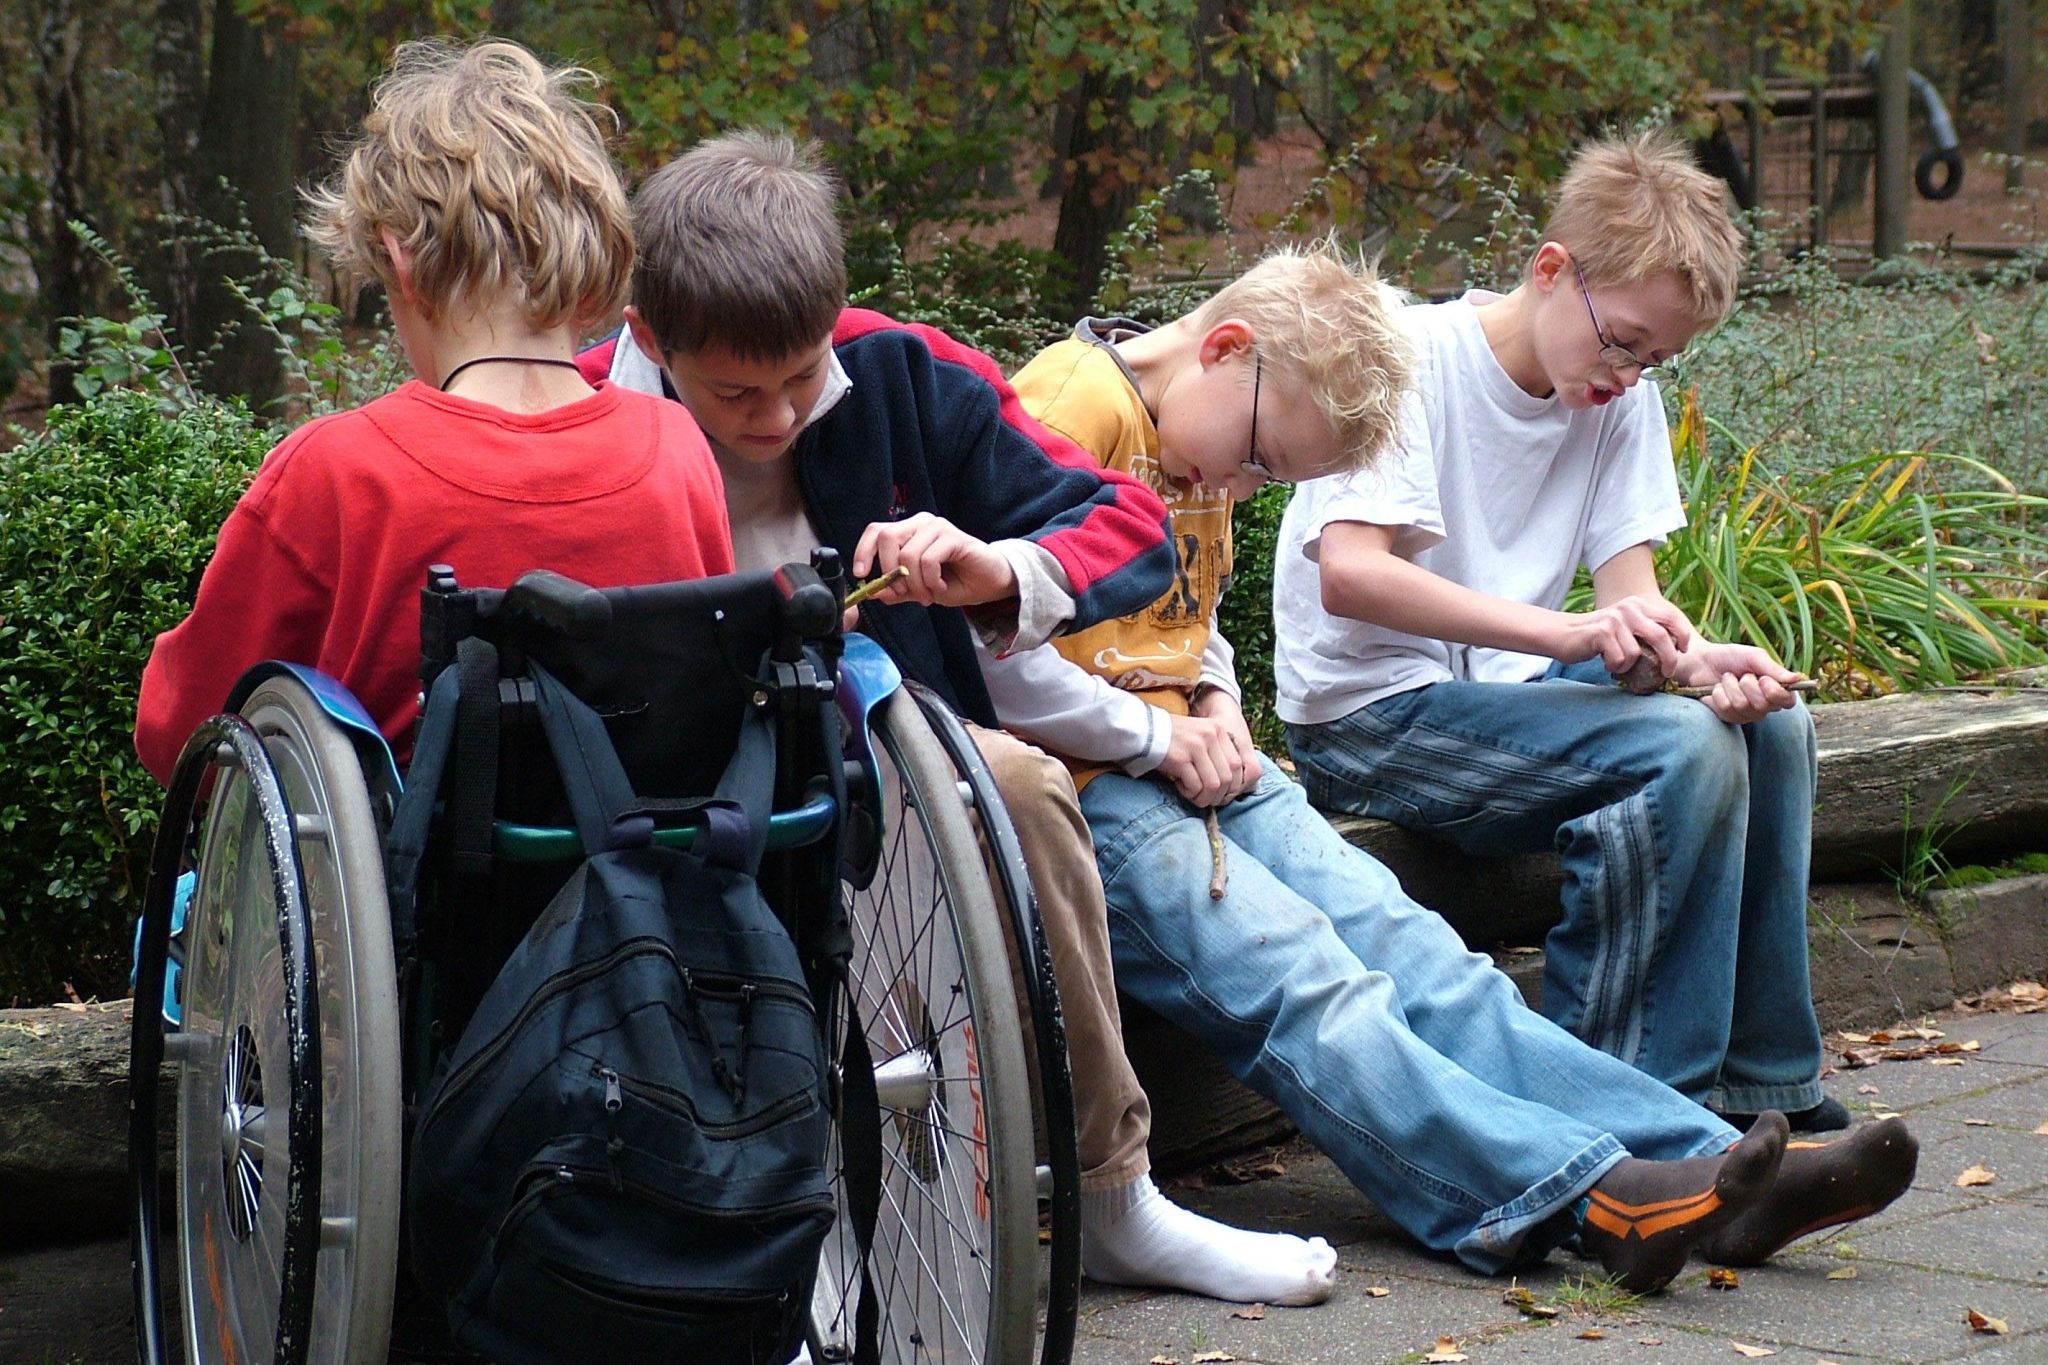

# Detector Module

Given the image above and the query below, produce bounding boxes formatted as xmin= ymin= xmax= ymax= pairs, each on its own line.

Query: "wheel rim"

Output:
xmin=245 ymin=686 xmax=400 ymax=1364
xmin=811 ymin=694 xmax=1032 ymax=1364
xmin=178 ymin=769 xmax=293 ymax=1361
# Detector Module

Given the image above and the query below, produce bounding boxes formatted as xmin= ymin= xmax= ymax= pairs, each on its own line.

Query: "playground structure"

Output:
xmin=1696 ymin=0 xmax=2036 ymax=262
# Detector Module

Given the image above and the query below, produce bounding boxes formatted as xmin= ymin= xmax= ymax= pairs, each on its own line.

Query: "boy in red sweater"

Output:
xmin=134 ymin=39 xmax=739 ymax=777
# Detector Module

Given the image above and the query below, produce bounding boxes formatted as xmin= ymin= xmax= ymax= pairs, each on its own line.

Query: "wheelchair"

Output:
xmin=128 ymin=555 xmax=1081 ymax=1364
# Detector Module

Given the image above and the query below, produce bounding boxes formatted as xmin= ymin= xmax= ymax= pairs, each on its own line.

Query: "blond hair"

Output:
xmin=630 ymin=129 xmax=846 ymax=362
xmin=1193 ymin=240 xmax=1413 ymax=474
xmin=1543 ymin=129 xmax=1743 ymax=325
xmin=303 ymin=39 xmax=632 ymax=331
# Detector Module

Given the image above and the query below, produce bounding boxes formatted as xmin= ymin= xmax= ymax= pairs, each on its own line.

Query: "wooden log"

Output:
xmin=1809 ymin=685 xmax=2048 ymax=878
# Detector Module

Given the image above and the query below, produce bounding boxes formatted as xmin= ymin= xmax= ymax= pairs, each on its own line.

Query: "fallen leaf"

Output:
xmin=1930 ymin=1058 xmax=1966 ymax=1067
xmin=1364 ymin=1285 xmax=1390 ymax=1297
xmin=1872 ymin=1109 xmax=1902 ymax=1120
xmin=1505 ymin=945 xmax=1541 ymax=956
xmin=1423 ymin=1339 xmax=1467 ymax=1365
xmin=1839 ymin=1032 xmax=1873 ymax=1044
xmin=1638 ymin=1339 xmax=1664 ymax=1347
xmin=1230 ymin=1303 xmax=1266 ymax=1321
xmin=1577 ymin=1328 xmax=1606 ymax=1340
xmin=1826 ymin=1266 xmax=1858 ymax=1280
xmin=1965 ymin=1308 xmax=2009 ymax=1335
xmin=1731 ymin=1343 xmax=1776 ymax=1358
xmin=2011 ymin=981 xmax=2045 ymax=1001
xmin=1502 ymin=1285 xmax=1535 ymax=1310
xmin=1965 ymin=1118 xmax=1991 ymax=1126
xmin=2034 ymin=1120 xmax=2048 ymax=1136
xmin=1957 ymin=1164 xmax=1997 ymax=1187
xmin=1149 ymin=1357 xmax=1179 ymax=1365
xmin=1707 ymin=1267 xmax=1740 ymax=1290
xmin=1868 ymin=1030 xmax=1895 ymax=1044
xmin=1858 ymin=1084 xmax=1881 ymax=1094
xmin=1192 ymin=1353 xmax=1236 ymax=1364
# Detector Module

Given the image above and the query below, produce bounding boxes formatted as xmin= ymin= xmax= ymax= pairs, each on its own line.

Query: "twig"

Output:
xmin=844 ymin=565 xmax=910 ymax=608
xmin=1663 ymin=679 xmax=1821 ymax=699
xmin=1206 ymin=808 xmax=1228 ymax=901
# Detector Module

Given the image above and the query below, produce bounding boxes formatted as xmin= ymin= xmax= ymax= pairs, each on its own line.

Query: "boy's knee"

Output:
xmin=969 ymin=724 xmax=1088 ymax=830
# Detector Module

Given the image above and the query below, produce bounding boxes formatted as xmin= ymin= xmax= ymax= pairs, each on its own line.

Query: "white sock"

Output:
xmin=1080 ymin=1173 xmax=1337 ymax=1306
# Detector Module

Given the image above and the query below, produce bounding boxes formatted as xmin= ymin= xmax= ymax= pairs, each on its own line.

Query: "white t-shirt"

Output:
xmin=1272 ymin=291 xmax=1686 ymax=726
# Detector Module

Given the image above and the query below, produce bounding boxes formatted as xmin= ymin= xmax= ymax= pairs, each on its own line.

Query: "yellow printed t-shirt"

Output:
xmin=1010 ymin=325 xmax=1233 ymax=787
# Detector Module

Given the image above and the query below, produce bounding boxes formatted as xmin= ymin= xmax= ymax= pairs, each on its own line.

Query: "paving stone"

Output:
xmin=1846 ymin=1194 xmax=2048 ymax=1284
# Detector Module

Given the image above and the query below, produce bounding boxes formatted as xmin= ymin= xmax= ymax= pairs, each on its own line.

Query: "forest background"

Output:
xmin=2 ymin=0 xmax=2046 ymax=1000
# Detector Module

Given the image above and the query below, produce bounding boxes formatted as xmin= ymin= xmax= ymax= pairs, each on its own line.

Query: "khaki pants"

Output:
xmin=965 ymin=724 xmax=1151 ymax=1190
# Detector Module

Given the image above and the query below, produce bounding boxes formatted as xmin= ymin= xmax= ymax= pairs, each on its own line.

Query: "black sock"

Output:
xmin=1580 ymin=1111 xmax=1788 ymax=1294
xmin=1704 ymin=1117 xmax=1918 ymax=1265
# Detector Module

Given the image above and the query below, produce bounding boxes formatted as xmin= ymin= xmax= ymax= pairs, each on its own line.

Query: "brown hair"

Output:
xmin=1542 ymin=129 xmax=1744 ymax=325
xmin=1193 ymin=239 xmax=1414 ymax=474
xmin=303 ymin=39 xmax=632 ymax=331
xmin=629 ymin=129 xmax=847 ymax=362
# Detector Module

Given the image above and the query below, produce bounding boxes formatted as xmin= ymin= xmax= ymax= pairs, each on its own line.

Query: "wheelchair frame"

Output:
xmin=129 ymin=560 xmax=1080 ymax=1365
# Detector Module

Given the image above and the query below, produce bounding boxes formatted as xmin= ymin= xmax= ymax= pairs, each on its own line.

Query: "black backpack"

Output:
xmin=400 ymin=660 xmax=834 ymax=1365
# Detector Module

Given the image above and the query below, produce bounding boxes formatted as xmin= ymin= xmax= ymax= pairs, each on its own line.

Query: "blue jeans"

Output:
xmin=1285 ymin=659 xmax=1823 ymax=1115
xmin=1078 ymin=757 xmax=1736 ymax=1273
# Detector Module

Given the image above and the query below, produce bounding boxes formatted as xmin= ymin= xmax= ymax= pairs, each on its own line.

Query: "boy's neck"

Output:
xmin=1108 ymin=316 xmax=1201 ymax=423
xmin=1472 ymin=284 xmax=1553 ymax=400
xmin=411 ymin=300 xmax=593 ymax=413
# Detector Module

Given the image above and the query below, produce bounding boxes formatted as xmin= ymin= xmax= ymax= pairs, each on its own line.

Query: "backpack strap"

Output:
xmin=386 ymin=660 xmax=462 ymax=943
xmin=526 ymin=662 xmax=774 ymax=874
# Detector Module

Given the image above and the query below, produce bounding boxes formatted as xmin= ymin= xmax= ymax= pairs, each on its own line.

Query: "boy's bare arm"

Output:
xmin=1318 ymin=521 xmax=1690 ymax=676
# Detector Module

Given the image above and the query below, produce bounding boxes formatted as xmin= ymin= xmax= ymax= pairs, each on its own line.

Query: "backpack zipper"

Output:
xmin=593 ymin=1061 xmax=817 ymax=1140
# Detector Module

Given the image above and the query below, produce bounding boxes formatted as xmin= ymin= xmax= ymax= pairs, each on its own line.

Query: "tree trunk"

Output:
xmin=153 ymin=0 xmax=206 ymax=348
xmin=1049 ymin=67 xmax=1141 ymax=320
xmin=192 ymin=0 xmax=299 ymax=407
xmin=34 ymin=0 xmax=89 ymax=409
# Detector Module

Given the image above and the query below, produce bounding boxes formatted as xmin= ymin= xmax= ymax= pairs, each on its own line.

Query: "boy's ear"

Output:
xmin=1530 ymin=241 xmax=1573 ymax=293
xmin=622 ymin=306 xmax=666 ymax=367
xmin=379 ymin=229 xmax=418 ymax=303
xmin=1197 ymin=318 xmax=1256 ymax=367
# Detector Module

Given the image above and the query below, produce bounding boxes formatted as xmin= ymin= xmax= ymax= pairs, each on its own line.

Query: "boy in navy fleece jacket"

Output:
xmin=579 ymin=129 xmax=1346 ymax=1308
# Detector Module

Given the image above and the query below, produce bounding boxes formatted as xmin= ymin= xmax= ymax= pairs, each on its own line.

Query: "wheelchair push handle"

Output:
xmin=499 ymin=569 xmax=613 ymax=640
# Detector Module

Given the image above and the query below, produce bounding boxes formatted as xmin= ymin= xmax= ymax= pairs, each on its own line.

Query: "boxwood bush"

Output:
xmin=0 ymin=391 xmax=269 ymax=1002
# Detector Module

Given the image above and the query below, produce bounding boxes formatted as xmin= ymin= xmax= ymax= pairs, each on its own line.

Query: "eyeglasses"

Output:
xmin=1237 ymin=355 xmax=1292 ymax=486
xmin=1572 ymin=262 xmax=1680 ymax=382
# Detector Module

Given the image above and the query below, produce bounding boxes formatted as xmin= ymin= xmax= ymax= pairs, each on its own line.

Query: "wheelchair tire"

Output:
xmin=141 ymin=678 xmax=402 ymax=1365
xmin=811 ymin=688 xmax=1038 ymax=1364
xmin=905 ymin=684 xmax=1080 ymax=1365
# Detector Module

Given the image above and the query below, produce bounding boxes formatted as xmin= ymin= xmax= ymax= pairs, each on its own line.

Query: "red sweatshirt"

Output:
xmin=134 ymin=380 xmax=733 ymax=783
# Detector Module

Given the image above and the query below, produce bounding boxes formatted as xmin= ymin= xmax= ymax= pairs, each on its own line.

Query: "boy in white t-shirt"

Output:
xmin=1275 ymin=130 xmax=1846 ymax=1133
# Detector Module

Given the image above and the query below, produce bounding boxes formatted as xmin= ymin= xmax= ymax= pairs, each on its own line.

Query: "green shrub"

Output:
xmin=1218 ymin=482 xmax=1292 ymax=750
xmin=1606 ymin=392 xmax=2048 ymax=696
xmin=0 ymin=390 xmax=270 ymax=1002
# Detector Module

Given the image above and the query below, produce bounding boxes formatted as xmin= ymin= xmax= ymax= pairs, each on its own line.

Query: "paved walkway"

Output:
xmin=1077 ymin=991 xmax=2048 ymax=1365
xmin=4 ymin=994 xmax=2044 ymax=1363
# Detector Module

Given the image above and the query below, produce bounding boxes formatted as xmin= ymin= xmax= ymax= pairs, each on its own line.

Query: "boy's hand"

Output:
xmin=853 ymin=513 xmax=1019 ymax=609
xmin=1160 ymin=708 xmax=1255 ymax=808
xmin=1556 ymin=595 xmax=1691 ymax=678
xmin=1191 ymin=686 xmax=1262 ymax=800
xmin=1669 ymin=640 xmax=1806 ymax=724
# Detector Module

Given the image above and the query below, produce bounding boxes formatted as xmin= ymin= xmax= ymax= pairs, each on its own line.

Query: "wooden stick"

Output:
xmin=1665 ymin=678 xmax=1820 ymax=699
xmin=843 ymin=564 xmax=911 ymax=609
xmin=1206 ymin=808 xmax=1228 ymax=901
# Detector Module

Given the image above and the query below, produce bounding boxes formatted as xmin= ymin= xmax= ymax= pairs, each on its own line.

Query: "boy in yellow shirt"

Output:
xmin=995 ymin=244 xmax=1916 ymax=1291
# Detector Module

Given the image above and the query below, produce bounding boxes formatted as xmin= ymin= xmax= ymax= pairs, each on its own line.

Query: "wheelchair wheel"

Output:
xmin=134 ymin=678 xmax=401 ymax=1365
xmin=811 ymin=689 xmax=1038 ymax=1364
